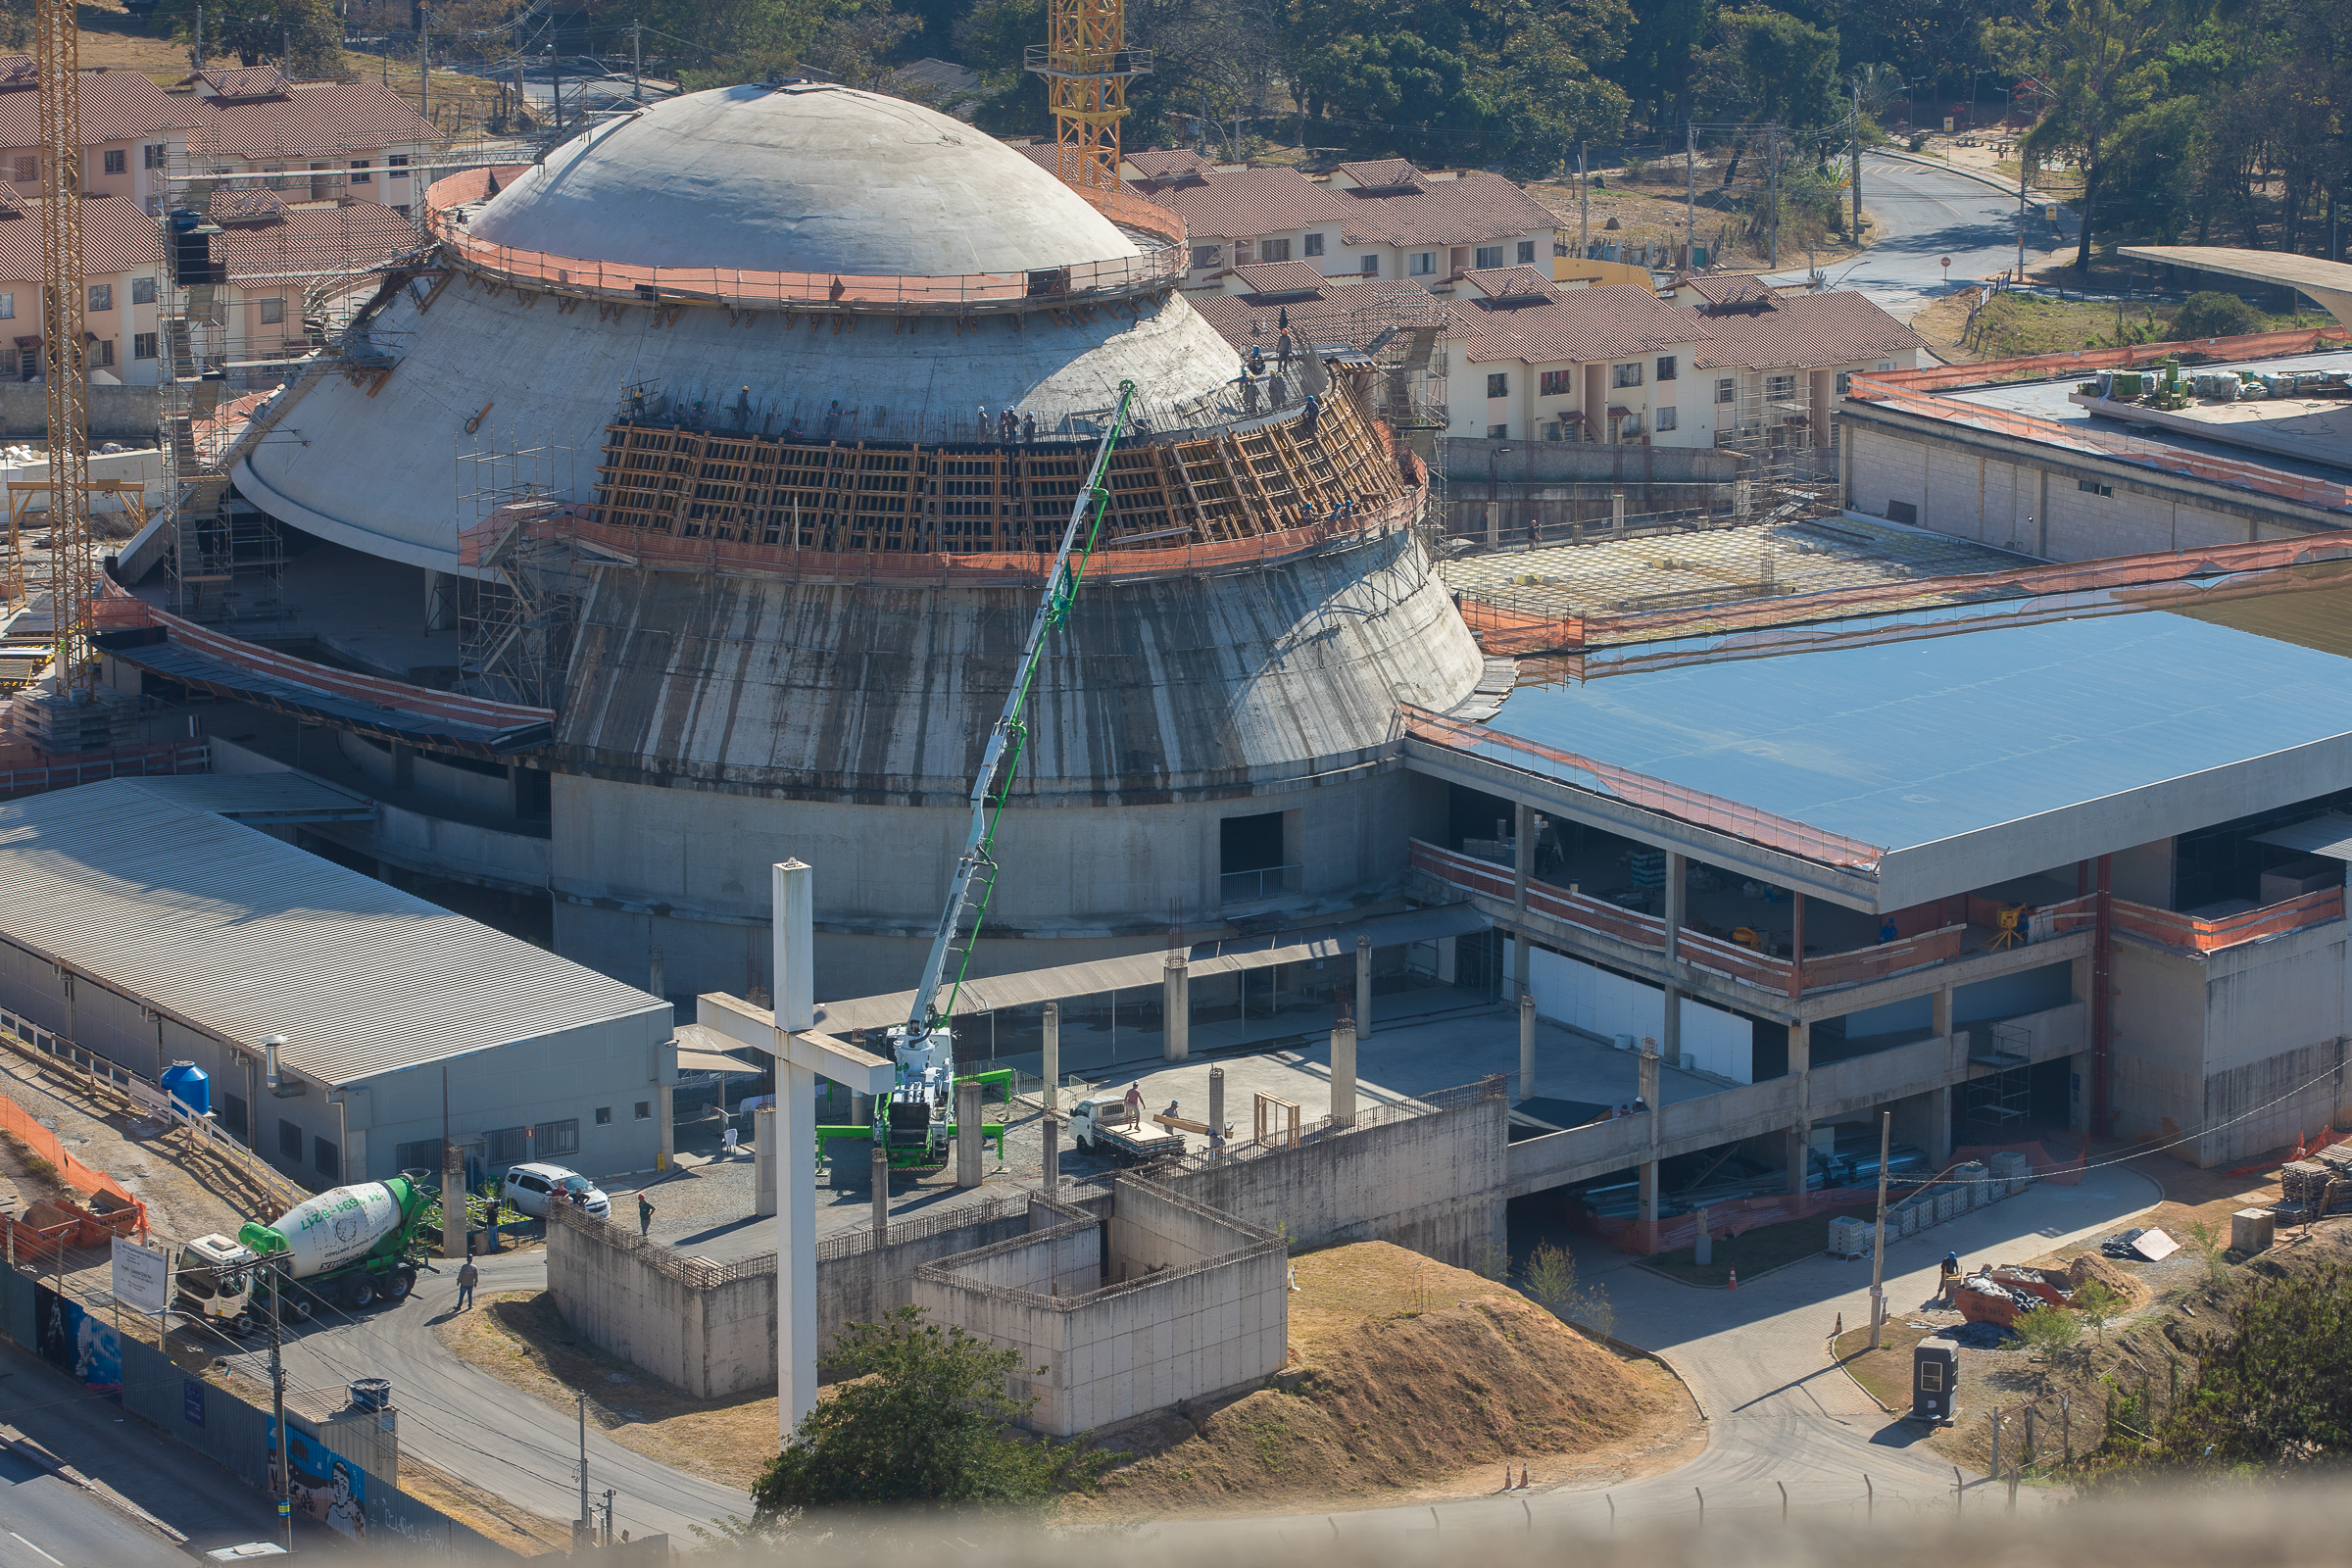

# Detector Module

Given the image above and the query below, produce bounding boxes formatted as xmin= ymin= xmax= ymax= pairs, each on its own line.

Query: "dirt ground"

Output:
xmin=434 ymin=1290 xmax=784 ymax=1494
xmin=1064 ymin=1240 xmax=1704 ymax=1518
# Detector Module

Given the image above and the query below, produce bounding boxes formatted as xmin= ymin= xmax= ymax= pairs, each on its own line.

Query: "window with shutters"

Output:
xmin=1486 ymin=371 xmax=1508 ymax=399
xmin=1539 ymin=369 xmax=1573 ymax=396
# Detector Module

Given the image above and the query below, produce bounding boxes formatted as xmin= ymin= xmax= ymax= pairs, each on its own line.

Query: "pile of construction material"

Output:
xmin=1842 ymin=1152 xmax=2037 ymax=1252
xmin=2278 ymin=1145 xmax=2352 ymax=1220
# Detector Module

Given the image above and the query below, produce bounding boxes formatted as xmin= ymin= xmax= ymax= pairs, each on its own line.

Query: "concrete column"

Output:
xmin=1042 ymin=1001 xmax=1059 ymax=1112
xmin=1354 ymin=934 xmax=1373 ymax=1040
xmin=870 ymin=1142 xmax=889 ymax=1240
xmin=1519 ymin=991 xmax=1537 ymax=1101
xmin=955 ymin=1079 xmax=983 ymax=1189
xmin=1639 ymin=1160 xmax=1659 ymax=1223
xmin=442 ymin=1141 xmax=467 ymax=1260
xmin=1660 ymin=985 xmax=1682 ymax=1072
xmin=1662 ymin=850 xmax=1686 ymax=962
xmin=1639 ymin=1039 xmax=1660 ymax=1112
xmin=755 ymin=1104 xmax=778 ymax=1216
xmin=778 ymin=1061 xmax=816 ymax=1433
xmin=1436 ymin=935 xmax=1457 ymax=984
xmin=648 ymin=946 xmax=664 ymax=1003
xmin=1934 ymin=984 xmax=1954 ymax=1041
xmin=1484 ymin=502 xmax=1499 ymax=548
xmin=1787 ymin=1020 xmax=1811 ymax=1196
xmin=1611 ymin=491 xmax=1626 ymax=528
xmin=1513 ymin=801 xmax=1533 ymax=918
xmin=1208 ymin=1066 xmax=1226 ymax=1156
xmin=657 ymin=1083 xmax=674 ymax=1171
xmin=1162 ymin=955 xmax=1189 ymax=1061
xmin=1041 ymin=1113 xmax=1059 ymax=1193
xmin=1928 ymin=1084 xmax=1953 ymax=1166
xmin=1330 ymin=1020 xmax=1357 ymax=1128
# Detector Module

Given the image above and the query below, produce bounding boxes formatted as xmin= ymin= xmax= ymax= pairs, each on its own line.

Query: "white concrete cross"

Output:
xmin=698 ymin=859 xmax=894 ymax=1443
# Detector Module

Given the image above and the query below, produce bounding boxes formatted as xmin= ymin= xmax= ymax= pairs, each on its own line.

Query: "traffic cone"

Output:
xmin=1728 ymin=1266 xmax=1739 ymax=1291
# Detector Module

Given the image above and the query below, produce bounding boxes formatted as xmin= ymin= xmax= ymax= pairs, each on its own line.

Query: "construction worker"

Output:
xmin=1940 ymin=1250 xmax=1962 ymax=1304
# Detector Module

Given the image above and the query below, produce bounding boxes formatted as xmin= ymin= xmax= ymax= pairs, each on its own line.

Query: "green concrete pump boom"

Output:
xmin=900 ymin=380 xmax=1138 ymax=1040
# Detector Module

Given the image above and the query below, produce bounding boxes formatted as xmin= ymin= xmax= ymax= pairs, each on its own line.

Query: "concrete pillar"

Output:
xmin=442 ymin=1141 xmax=467 ymax=1260
xmin=1663 ymin=850 xmax=1686 ymax=961
xmin=1163 ymin=955 xmax=1189 ymax=1061
xmin=755 ymin=1104 xmax=778 ymax=1216
xmin=955 ymin=1079 xmax=983 ymax=1189
xmin=1934 ymin=984 xmax=1954 ymax=1041
xmin=1519 ymin=991 xmax=1537 ymax=1101
xmin=1208 ymin=1065 xmax=1226 ymax=1156
xmin=1661 ymin=984 xmax=1682 ymax=1072
xmin=1787 ymin=1020 xmax=1811 ymax=1197
xmin=1484 ymin=502 xmax=1499 ymax=548
xmin=657 ymin=1083 xmax=674 ymax=1171
xmin=648 ymin=945 xmax=664 ymax=1003
xmin=870 ymin=1142 xmax=889 ymax=1240
xmin=1354 ymin=934 xmax=1373 ymax=1040
xmin=1436 ymin=935 xmax=1458 ymax=984
xmin=1639 ymin=1160 xmax=1659 ymax=1223
xmin=1331 ymin=1020 xmax=1357 ymax=1128
xmin=1639 ymin=1039 xmax=1660 ymax=1111
xmin=1693 ymin=1205 xmax=1711 ymax=1265
xmin=1042 ymin=1112 xmax=1059 ymax=1193
xmin=1513 ymin=801 xmax=1533 ymax=919
xmin=772 ymin=860 xmax=819 ymax=1442
xmin=1611 ymin=491 xmax=1626 ymax=529
xmin=1929 ymin=1084 xmax=1953 ymax=1166
xmin=1042 ymin=1001 xmax=1059 ymax=1112
xmin=1639 ymin=1038 xmax=1662 ymax=1226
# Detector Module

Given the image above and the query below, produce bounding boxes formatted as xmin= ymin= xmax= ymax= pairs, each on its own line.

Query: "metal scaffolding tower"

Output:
xmin=1025 ymin=0 xmax=1151 ymax=190
xmin=35 ymin=0 xmax=89 ymax=697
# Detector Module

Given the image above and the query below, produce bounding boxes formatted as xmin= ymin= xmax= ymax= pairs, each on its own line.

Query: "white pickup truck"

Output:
xmin=1067 ymin=1094 xmax=1187 ymax=1164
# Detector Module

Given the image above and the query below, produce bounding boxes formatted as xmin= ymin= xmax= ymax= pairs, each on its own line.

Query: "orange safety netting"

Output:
xmin=0 ymin=1089 xmax=147 ymax=1266
xmin=2111 ymin=888 xmax=2343 ymax=954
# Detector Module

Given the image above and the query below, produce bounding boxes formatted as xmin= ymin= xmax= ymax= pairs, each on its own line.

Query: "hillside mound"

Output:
xmin=1075 ymin=1240 xmax=1679 ymax=1513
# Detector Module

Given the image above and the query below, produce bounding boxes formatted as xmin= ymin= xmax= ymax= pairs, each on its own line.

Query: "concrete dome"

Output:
xmin=468 ymin=83 xmax=1143 ymax=276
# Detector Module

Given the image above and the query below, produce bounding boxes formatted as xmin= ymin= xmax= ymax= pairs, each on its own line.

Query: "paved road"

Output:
xmin=1765 ymin=153 xmax=2079 ymax=321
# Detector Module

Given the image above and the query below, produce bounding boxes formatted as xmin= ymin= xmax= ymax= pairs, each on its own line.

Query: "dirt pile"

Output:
xmin=1077 ymin=1242 xmax=1675 ymax=1514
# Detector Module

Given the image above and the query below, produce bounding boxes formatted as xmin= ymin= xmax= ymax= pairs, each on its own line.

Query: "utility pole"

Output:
xmin=1867 ymin=1109 xmax=1891 ymax=1348
xmin=1686 ymin=122 xmax=1696 ymax=268
xmin=417 ymin=7 xmax=428 ymax=122
xmin=1850 ymin=84 xmax=1864 ymax=246
xmin=601 ymin=1488 xmax=615 ymax=1544
xmin=192 ymin=1 xmax=201 ymax=71
xmin=575 ymin=1389 xmax=590 ymax=1534
xmin=1768 ymin=125 xmax=1782 ymax=270
xmin=631 ymin=21 xmax=641 ymax=104
xmin=270 ymin=1259 xmax=291 ymax=1554
xmin=2017 ymin=143 xmax=2030 ymax=283
xmin=1578 ymin=142 xmax=1589 ymax=261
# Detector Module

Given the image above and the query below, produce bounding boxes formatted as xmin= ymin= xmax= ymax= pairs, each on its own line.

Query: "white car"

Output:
xmin=503 ymin=1162 xmax=610 ymax=1219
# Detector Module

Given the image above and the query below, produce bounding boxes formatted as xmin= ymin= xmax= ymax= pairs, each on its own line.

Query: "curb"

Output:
xmin=1871 ymin=147 xmax=2059 ymax=210
xmin=1603 ymin=1335 xmax=1708 ymax=1423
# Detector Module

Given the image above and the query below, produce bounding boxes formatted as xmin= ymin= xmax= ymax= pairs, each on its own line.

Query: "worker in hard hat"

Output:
xmin=1939 ymin=1250 xmax=1961 ymax=1304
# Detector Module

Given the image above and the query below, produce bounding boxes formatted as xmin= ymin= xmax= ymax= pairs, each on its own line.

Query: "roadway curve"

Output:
xmin=1765 ymin=152 xmax=2079 ymax=321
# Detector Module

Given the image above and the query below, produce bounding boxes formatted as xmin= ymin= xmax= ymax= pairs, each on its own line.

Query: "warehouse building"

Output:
xmin=0 ymin=776 xmax=675 ymax=1190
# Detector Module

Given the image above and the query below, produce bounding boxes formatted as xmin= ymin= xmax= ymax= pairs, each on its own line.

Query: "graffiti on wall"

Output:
xmin=267 ymin=1420 xmax=368 ymax=1541
xmin=32 ymin=1283 xmax=121 ymax=1401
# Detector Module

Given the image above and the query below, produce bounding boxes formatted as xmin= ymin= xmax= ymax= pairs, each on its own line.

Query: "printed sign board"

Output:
xmin=112 ymin=1236 xmax=172 ymax=1313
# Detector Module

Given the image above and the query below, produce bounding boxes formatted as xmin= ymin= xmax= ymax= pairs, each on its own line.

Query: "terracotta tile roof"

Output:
xmin=1331 ymin=159 xmax=1423 ymax=191
xmin=1672 ymin=273 xmax=1783 ymax=307
xmin=1191 ymin=274 xmax=1445 ymax=353
xmin=1127 ymin=147 xmax=1212 ymax=178
xmin=1135 ymin=166 xmax=1349 ymax=240
xmin=0 ymin=66 xmax=213 ymax=150
xmin=196 ymin=67 xmax=291 ymax=101
xmin=210 ymin=185 xmax=289 ymax=224
xmin=1685 ymin=289 xmax=1926 ymax=370
xmin=190 ymin=79 xmax=437 ymax=162
xmin=1225 ymin=260 xmax=1326 ymax=296
xmin=1449 ymin=281 xmax=1709 ymax=366
xmin=208 ymin=199 xmax=418 ymax=283
xmin=0 ymin=196 xmax=165 ymax=285
xmin=1457 ymin=265 xmax=1551 ymax=301
xmin=1335 ymin=170 xmax=1557 ymax=250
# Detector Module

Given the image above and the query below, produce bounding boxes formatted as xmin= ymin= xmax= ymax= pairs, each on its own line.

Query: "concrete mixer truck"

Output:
xmin=174 ymin=1176 xmax=430 ymax=1334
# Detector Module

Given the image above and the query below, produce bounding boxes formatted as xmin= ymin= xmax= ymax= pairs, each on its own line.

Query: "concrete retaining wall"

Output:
xmin=0 ymin=383 xmax=161 ymax=441
xmin=1446 ymin=437 xmax=1740 ymax=485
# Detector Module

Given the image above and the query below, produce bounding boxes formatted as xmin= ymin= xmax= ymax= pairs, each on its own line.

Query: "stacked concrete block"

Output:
xmin=1990 ymin=1151 xmax=2033 ymax=1191
xmin=1951 ymin=1160 xmax=1989 ymax=1208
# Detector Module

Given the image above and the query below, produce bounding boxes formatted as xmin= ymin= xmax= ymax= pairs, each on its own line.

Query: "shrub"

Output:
xmin=2170 ymin=291 xmax=2263 ymax=340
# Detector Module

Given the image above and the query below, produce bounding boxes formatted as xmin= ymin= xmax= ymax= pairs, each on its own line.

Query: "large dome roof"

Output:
xmin=467 ymin=83 xmax=1143 ymax=277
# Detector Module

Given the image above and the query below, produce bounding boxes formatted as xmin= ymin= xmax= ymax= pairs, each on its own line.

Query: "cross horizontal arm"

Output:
xmin=698 ymin=993 xmax=896 ymax=1093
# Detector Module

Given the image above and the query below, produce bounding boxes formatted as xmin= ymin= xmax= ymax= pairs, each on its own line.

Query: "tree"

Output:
xmin=2012 ymin=1299 xmax=2082 ymax=1386
xmin=2021 ymin=0 xmax=2183 ymax=271
xmin=175 ymin=0 xmax=345 ymax=75
xmin=2142 ymin=1262 xmax=2352 ymax=1470
xmin=2072 ymin=1278 xmax=2124 ymax=1344
xmin=749 ymin=1305 xmax=1100 ymax=1524
xmin=1739 ymin=7 xmax=1843 ymax=125
xmin=1519 ymin=1240 xmax=1615 ymax=1343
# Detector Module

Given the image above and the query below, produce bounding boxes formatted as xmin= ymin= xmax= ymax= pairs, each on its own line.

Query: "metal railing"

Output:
xmin=0 ymin=742 xmax=211 ymax=802
xmin=1219 ymin=864 xmax=1300 ymax=903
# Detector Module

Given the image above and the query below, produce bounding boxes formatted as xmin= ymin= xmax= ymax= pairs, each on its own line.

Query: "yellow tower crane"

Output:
xmin=35 ymin=0 xmax=91 ymax=700
xmin=1025 ymin=0 xmax=1152 ymax=190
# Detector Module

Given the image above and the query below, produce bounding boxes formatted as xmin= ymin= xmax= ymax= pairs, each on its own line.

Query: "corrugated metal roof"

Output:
xmin=807 ymin=904 xmax=1485 ymax=1036
xmin=1473 ymin=611 xmax=2352 ymax=856
xmin=2252 ymin=812 xmax=2352 ymax=860
xmin=0 ymin=780 xmax=667 ymax=1087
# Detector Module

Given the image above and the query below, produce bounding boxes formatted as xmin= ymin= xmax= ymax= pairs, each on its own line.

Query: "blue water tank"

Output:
xmin=160 ymin=1060 xmax=209 ymax=1117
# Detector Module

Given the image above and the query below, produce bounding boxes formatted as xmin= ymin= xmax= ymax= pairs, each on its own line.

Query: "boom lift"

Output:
xmin=814 ymin=381 xmax=1140 ymax=1170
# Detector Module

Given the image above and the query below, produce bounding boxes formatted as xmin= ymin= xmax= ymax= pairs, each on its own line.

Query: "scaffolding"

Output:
xmin=455 ymin=435 xmax=583 ymax=709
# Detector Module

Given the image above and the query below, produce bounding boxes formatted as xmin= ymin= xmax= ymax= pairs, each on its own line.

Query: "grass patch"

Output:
xmin=1637 ymin=1202 xmax=1877 ymax=1289
xmin=1959 ymin=292 xmax=2333 ymax=358
xmin=1833 ymin=1320 xmax=1929 ymax=1411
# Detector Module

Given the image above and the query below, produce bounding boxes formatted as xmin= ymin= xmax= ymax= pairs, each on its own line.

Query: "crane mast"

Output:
xmin=36 ymin=0 xmax=90 ymax=700
xmin=885 ymin=382 xmax=1138 ymax=1109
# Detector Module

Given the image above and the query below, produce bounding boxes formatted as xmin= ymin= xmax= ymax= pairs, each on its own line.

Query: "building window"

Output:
xmin=87 ymin=283 xmax=111 ymax=312
xmin=1655 ymin=406 xmax=1677 ymax=431
xmin=259 ymin=297 xmax=284 ymax=324
xmin=11 ymin=156 xmax=32 ymax=184
xmin=102 ymin=149 xmax=124 ymax=175
xmin=1486 ymin=371 xmax=1508 ymax=399
xmin=2078 ymin=479 xmax=2114 ymax=497
xmin=534 ymin=1118 xmax=580 ymax=1157
xmin=1359 ymin=255 xmax=1379 ymax=276
xmin=1409 ymin=252 xmax=1435 ymax=275
xmin=595 ymin=1105 xmax=612 ymax=1126
xmin=388 ymin=154 xmax=410 ymax=176
xmin=349 ymin=160 xmax=371 ymax=183
xmin=279 ymin=1119 xmax=302 ymax=1160
xmin=1262 ymin=236 xmax=1290 ymax=262
xmin=220 ymin=1094 xmax=247 ymax=1142
xmin=92 ymin=339 xmax=113 ymax=368
xmin=1715 ymin=377 xmax=1735 ymax=403
xmin=0 ymin=294 xmax=16 ymax=320
xmin=1302 ymin=231 xmax=1323 ymax=257
xmin=1539 ymin=368 xmax=1573 ymax=397
xmin=1487 ymin=422 xmax=1508 ymax=439
xmin=1517 ymin=240 xmax=1537 ymax=264
xmin=484 ymin=1126 xmax=526 ymax=1165
xmin=315 ymin=1136 xmax=338 ymax=1177
xmin=133 ymin=332 xmax=156 ymax=359
xmin=131 ymin=275 xmax=155 ymax=305
xmin=395 ymin=1138 xmax=444 ymax=1174
xmin=1189 ymin=244 xmax=1221 ymax=269
xmin=144 ymin=143 xmax=167 ymax=170
xmin=1767 ymin=373 xmax=1797 ymax=401
xmin=1836 ymin=370 xmax=1852 ymax=395
xmin=1620 ymin=414 xmax=1642 ymax=437
xmin=1655 ymin=356 xmax=1677 ymax=381
xmin=634 ymin=1101 xmax=652 ymax=1120
xmin=1612 ymin=363 xmax=1642 ymax=388
xmin=1475 ymin=245 xmax=1503 ymax=270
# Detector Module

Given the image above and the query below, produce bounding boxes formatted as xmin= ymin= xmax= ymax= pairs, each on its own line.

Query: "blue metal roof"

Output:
xmin=1475 ymin=610 xmax=2352 ymax=855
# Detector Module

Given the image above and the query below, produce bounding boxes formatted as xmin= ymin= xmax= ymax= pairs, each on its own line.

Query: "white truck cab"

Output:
xmin=176 ymin=1233 xmax=262 ymax=1334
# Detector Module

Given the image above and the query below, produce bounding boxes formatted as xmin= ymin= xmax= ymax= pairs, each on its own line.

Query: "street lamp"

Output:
xmin=1488 ymin=444 xmax=1512 ymax=502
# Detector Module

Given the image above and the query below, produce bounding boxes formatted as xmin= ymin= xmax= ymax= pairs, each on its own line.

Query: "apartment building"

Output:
xmin=1665 ymin=277 xmax=1931 ymax=449
xmin=203 ymin=187 xmax=421 ymax=359
xmin=1444 ymin=270 xmax=1712 ymax=444
xmin=0 ymin=184 xmax=167 ymax=386
xmin=182 ymin=68 xmax=439 ymax=218
xmin=0 ymin=57 xmax=210 ymax=217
